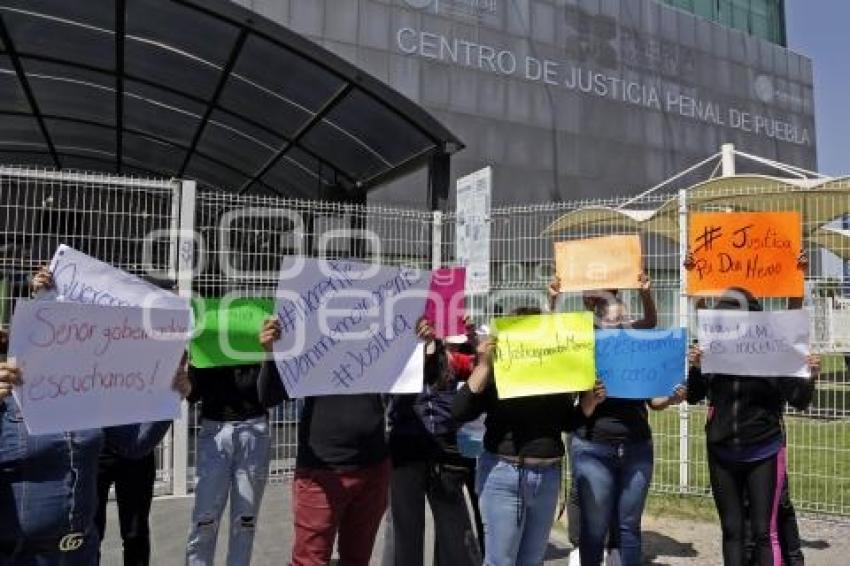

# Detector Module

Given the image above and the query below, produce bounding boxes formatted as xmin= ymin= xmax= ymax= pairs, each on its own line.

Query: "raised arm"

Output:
xmin=548 ymin=276 xmax=561 ymax=313
xmin=685 ymin=345 xmax=708 ymax=404
xmin=780 ymin=354 xmax=819 ymax=412
xmin=451 ymin=337 xmax=495 ymax=422
xmin=257 ymin=317 xmax=288 ymax=407
xmin=788 ymin=250 xmax=809 ymax=310
xmin=631 ymin=272 xmax=657 ymax=329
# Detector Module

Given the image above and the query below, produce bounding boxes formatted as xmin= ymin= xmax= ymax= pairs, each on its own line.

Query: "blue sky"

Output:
xmin=786 ymin=0 xmax=849 ymax=175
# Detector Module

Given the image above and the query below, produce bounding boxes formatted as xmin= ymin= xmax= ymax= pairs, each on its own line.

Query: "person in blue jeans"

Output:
xmin=0 ymin=328 xmax=185 ymax=566
xmin=184 ymin=363 xmax=277 ymax=566
xmin=557 ymin=274 xmax=684 ymax=566
xmin=452 ymin=306 xmax=593 ymax=566
xmin=0 ymin=269 xmax=188 ymax=566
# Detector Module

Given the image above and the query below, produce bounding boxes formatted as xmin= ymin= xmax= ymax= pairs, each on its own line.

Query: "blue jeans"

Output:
xmin=571 ymin=435 xmax=653 ymax=566
xmin=475 ymin=451 xmax=561 ymax=566
xmin=186 ymin=417 xmax=271 ymax=566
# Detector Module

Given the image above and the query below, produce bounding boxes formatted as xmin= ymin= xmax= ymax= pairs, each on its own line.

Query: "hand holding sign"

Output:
xmin=686 ymin=211 xmax=803 ymax=297
xmin=0 ymin=359 xmax=22 ymax=403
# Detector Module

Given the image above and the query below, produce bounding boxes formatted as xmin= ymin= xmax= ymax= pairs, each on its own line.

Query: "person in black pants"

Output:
xmin=745 ymin=473 xmax=805 ymax=566
xmin=94 ymin=451 xmax=157 ymax=566
xmin=687 ymin=288 xmax=819 ymax=566
xmin=382 ymin=317 xmax=482 ymax=566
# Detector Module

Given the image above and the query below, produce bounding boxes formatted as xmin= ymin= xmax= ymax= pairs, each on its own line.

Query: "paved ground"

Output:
xmin=101 ymin=485 xmax=850 ymax=565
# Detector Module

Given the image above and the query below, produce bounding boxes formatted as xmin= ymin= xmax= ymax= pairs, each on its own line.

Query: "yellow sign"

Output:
xmin=493 ymin=312 xmax=596 ymax=399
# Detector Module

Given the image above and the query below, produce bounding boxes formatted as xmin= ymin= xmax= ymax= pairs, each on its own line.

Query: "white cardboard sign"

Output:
xmin=9 ymin=300 xmax=189 ymax=434
xmin=273 ymin=258 xmax=430 ymax=397
xmin=698 ymin=309 xmax=810 ymax=378
xmin=49 ymin=244 xmax=188 ymax=310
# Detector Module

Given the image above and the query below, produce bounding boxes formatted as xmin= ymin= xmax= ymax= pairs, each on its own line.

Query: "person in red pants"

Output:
xmin=257 ymin=318 xmax=390 ymax=565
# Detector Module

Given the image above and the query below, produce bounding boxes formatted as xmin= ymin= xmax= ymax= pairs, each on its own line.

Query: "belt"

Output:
xmin=0 ymin=531 xmax=88 ymax=555
xmin=498 ymin=454 xmax=562 ymax=468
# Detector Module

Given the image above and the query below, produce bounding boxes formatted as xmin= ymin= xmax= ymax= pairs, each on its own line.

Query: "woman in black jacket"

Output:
xmin=382 ymin=317 xmax=481 ymax=566
xmin=687 ymin=289 xmax=819 ymax=566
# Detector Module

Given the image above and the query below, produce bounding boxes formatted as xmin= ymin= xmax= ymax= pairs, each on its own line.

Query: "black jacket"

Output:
xmin=687 ymin=366 xmax=814 ymax=449
xmin=387 ymin=342 xmax=471 ymax=463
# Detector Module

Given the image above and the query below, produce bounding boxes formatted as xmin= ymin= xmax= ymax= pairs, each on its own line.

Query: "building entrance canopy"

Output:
xmin=0 ymin=0 xmax=462 ymax=200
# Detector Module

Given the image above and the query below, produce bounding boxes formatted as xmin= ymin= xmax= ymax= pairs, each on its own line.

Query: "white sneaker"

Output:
xmin=568 ymin=549 xmax=581 ymax=566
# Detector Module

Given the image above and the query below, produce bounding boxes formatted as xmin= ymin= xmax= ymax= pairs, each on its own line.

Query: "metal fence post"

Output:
xmin=678 ymin=188 xmax=690 ymax=493
xmin=432 ymin=210 xmax=443 ymax=270
xmin=172 ymin=179 xmax=196 ymax=497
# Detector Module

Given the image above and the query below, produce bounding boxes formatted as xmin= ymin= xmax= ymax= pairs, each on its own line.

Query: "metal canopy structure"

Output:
xmin=0 ymin=0 xmax=463 ymax=202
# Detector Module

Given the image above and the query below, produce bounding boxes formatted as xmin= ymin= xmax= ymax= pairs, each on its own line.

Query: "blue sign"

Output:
xmin=595 ymin=329 xmax=687 ymax=399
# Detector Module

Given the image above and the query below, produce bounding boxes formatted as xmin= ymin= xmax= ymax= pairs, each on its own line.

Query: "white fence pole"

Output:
xmin=432 ymin=210 xmax=443 ymax=270
xmin=678 ymin=188 xmax=690 ymax=494
xmin=172 ymin=179 xmax=196 ymax=497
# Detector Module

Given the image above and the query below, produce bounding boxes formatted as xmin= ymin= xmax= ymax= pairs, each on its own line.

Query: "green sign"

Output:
xmin=190 ymin=297 xmax=274 ymax=368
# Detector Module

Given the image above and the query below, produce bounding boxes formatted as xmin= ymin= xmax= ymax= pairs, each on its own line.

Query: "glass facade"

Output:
xmin=660 ymin=0 xmax=787 ymax=46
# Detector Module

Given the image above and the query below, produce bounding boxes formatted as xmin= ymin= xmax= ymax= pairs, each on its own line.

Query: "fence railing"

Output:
xmin=2 ymin=166 xmax=849 ymax=517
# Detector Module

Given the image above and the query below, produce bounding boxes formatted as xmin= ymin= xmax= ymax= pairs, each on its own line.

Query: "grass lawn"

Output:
xmin=646 ymin=407 xmax=850 ymax=517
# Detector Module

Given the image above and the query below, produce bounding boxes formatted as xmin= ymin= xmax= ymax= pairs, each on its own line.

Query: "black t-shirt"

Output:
xmin=257 ymin=362 xmax=388 ymax=470
xmin=187 ymin=365 xmax=266 ymax=422
xmin=574 ymin=398 xmax=651 ymax=445
xmin=452 ymin=383 xmax=579 ymax=459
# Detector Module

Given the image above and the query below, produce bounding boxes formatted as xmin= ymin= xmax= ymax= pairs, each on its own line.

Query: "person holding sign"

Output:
xmin=551 ymin=273 xmax=684 ymax=566
xmin=686 ymin=288 xmax=819 ymax=566
xmin=0 ymin=331 xmax=189 ymax=566
xmin=257 ymin=318 xmax=391 ymax=566
xmin=382 ymin=317 xmax=482 ymax=566
xmin=452 ymin=307 xmax=587 ymax=566
xmin=183 ymin=360 xmax=277 ymax=566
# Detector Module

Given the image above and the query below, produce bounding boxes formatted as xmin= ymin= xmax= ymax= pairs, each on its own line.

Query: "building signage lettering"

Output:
xmin=396 ymin=27 xmax=811 ymax=146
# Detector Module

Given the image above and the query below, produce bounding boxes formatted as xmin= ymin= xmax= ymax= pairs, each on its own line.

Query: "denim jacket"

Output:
xmin=0 ymin=396 xmax=171 ymax=543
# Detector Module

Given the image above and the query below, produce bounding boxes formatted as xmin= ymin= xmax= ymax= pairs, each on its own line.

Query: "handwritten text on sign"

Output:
xmin=493 ymin=312 xmax=596 ymax=399
xmin=49 ymin=244 xmax=189 ymax=309
xmin=9 ymin=300 xmax=189 ymax=435
xmin=687 ymin=212 xmax=803 ymax=297
xmin=698 ymin=309 xmax=810 ymax=378
xmin=554 ymin=235 xmax=642 ymax=292
xmin=595 ymin=329 xmax=687 ymax=399
xmin=272 ymin=258 xmax=430 ymax=397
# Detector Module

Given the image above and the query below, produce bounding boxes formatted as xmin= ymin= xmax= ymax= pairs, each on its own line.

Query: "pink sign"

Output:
xmin=424 ymin=267 xmax=466 ymax=338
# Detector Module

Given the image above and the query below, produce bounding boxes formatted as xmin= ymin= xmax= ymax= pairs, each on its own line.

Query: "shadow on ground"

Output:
xmin=642 ymin=530 xmax=698 ymax=565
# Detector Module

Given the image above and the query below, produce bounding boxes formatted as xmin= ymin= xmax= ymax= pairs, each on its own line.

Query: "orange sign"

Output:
xmin=687 ymin=211 xmax=803 ymax=298
xmin=554 ymin=235 xmax=642 ymax=292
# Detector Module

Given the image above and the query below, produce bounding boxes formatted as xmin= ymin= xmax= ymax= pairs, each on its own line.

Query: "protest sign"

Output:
xmin=687 ymin=211 xmax=803 ymax=297
xmin=493 ymin=312 xmax=595 ymax=399
xmin=554 ymin=235 xmax=642 ymax=292
xmin=698 ymin=309 xmax=810 ymax=378
xmin=595 ymin=329 xmax=687 ymax=399
xmin=272 ymin=258 xmax=430 ymax=397
xmin=190 ymin=297 xmax=274 ymax=368
xmin=423 ymin=267 xmax=466 ymax=338
xmin=9 ymin=300 xmax=189 ymax=435
xmin=49 ymin=244 xmax=188 ymax=310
